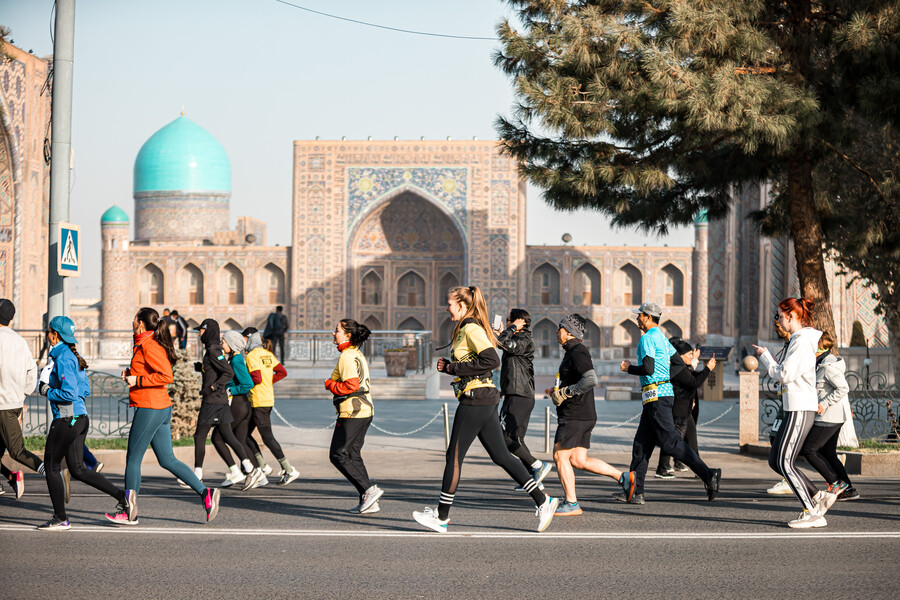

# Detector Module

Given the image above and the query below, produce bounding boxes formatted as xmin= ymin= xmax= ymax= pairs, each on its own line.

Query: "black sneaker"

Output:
xmin=673 ymin=462 xmax=689 ymax=472
xmin=705 ymin=468 xmax=722 ymax=501
xmin=612 ymin=492 xmax=645 ymax=505
xmin=837 ymin=487 xmax=860 ymax=501
xmin=37 ymin=515 xmax=71 ymax=531
xmin=655 ymin=469 xmax=676 ymax=479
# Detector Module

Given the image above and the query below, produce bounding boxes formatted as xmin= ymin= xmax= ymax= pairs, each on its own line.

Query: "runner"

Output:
xmin=412 ymin=285 xmax=559 ymax=533
xmin=242 ymin=331 xmax=298 ymax=488
xmin=35 ymin=316 xmax=129 ymax=530
xmin=550 ymin=314 xmax=635 ymax=516
xmin=325 ymin=319 xmax=383 ymax=514
xmin=105 ymin=307 xmax=220 ymax=525
xmin=494 ymin=309 xmax=553 ymax=489
xmin=753 ymin=297 xmax=826 ymax=528
xmin=239 ymin=327 xmax=274 ymax=482
xmin=211 ymin=330 xmax=257 ymax=487
xmin=619 ymin=302 xmax=721 ymax=505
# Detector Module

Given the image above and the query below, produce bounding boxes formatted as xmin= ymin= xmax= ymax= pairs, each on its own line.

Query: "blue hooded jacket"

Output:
xmin=47 ymin=342 xmax=90 ymax=419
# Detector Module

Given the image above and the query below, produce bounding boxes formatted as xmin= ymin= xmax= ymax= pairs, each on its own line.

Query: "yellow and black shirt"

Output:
xmin=325 ymin=342 xmax=373 ymax=419
xmin=446 ymin=317 xmax=501 ymax=406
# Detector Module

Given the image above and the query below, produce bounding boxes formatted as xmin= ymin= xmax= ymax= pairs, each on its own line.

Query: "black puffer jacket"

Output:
xmin=497 ymin=325 xmax=534 ymax=398
xmin=669 ymin=355 xmax=710 ymax=419
xmin=196 ymin=319 xmax=233 ymax=405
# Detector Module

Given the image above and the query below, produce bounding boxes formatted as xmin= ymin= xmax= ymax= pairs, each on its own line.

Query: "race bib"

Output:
xmin=641 ymin=383 xmax=659 ymax=403
xmin=771 ymin=418 xmax=782 ymax=434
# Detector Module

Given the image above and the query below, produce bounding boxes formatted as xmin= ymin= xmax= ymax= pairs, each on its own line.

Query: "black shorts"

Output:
xmin=500 ymin=394 xmax=535 ymax=439
xmin=197 ymin=403 xmax=234 ymax=426
xmin=554 ymin=418 xmax=596 ymax=450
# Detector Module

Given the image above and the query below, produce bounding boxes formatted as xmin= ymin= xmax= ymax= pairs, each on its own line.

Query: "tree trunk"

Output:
xmin=787 ymin=154 xmax=837 ymax=340
xmin=877 ymin=283 xmax=900 ymax=386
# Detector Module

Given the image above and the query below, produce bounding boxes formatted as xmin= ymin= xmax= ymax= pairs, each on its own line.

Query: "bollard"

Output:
xmin=443 ymin=402 xmax=450 ymax=450
xmin=544 ymin=406 xmax=551 ymax=454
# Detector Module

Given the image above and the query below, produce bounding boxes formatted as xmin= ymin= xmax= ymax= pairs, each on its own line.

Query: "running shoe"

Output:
xmin=837 ymin=487 xmax=860 ymax=502
xmin=536 ymin=496 xmax=560 ymax=532
xmin=37 ymin=516 xmax=70 ymax=531
xmin=261 ymin=464 xmax=273 ymax=476
xmin=767 ymin=479 xmax=792 ymax=494
xmin=705 ymin=468 xmax=722 ymax=501
xmin=532 ymin=462 xmax=553 ymax=486
xmin=203 ymin=487 xmax=221 ymax=522
xmin=413 ymin=507 xmax=449 ymax=533
xmin=105 ymin=511 xmax=139 ymax=526
xmin=826 ymin=480 xmax=850 ymax=502
xmin=359 ymin=484 xmax=384 ymax=513
xmin=256 ymin=474 xmax=269 ymax=488
xmin=9 ymin=470 xmax=24 ymax=499
xmin=619 ymin=470 xmax=636 ymax=502
xmin=554 ymin=500 xmax=583 ymax=516
xmin=674 ymin=462 xmax=689 ymax=472
xmin=62 ymin=468 xmax=70 ymax=503
xmin=278 ymin=468 xmax=301 ymax=486
xmin=124 ymin=489 xmax=138 ymax=522
xmin=612 ymin=492 xmax=645 ymax=505
xmin=241 ymin=468 xmax=263 ymax=491
xmin=360 ymin=501 xmax=380 ymax=514
xmin=654 ymin=469 xmax=676 ymax=479
xmin=221 ymin=471 xmax=246 ymax=488
xmin=178 ymin=478 xmax=191 ymax=489
xmin=813 ymin=491 xmax=830 ymax=516
xmin=95 ymin=462 xmax=104 ymax=473
xmin=0 ymin=487 xmax=4 ymax=495
xmin=788 ymin=510 xmax=827 ymax=529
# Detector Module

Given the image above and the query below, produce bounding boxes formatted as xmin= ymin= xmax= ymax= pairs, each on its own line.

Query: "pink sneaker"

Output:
xmin=11 ymin=471 xmax=24 ymax=499
xmin=203 ymin=487 xmax=221 ymax=522
xmin=105 ymin=511 xmax=138 ymax=526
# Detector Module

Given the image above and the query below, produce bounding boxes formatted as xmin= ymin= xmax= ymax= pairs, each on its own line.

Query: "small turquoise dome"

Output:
xmin=134 ymin=115 xmax=231 ymax=193
xmin=101 ymin=205 xmax=129 ymax=223
xmin=694 ymin=209 xmax=708 ymax=225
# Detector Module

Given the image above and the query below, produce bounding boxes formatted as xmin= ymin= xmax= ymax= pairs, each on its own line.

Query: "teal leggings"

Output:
xmin=125 ymin=406 xmax=204 ymax=494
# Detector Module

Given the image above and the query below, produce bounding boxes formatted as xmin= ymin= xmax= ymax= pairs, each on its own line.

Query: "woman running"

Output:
xmin=106 ymin=307 xmax=220 ymax=525
xmin=325 ymin=319 xmax=383 ymax=514
xmin=36 ymin=316 xmax=129 ymax=530
xmin=413 ymin=285 xmax=558 ymax=533
xmin=190 ymin=319 xmax=251 ymax=484
xmin=212 ymin=330 xmax=257 ymax=487
xmin=241 ymin=332 xmax=298 ymax=488
xmin=753 ymin=297 xmax=826 ymax=528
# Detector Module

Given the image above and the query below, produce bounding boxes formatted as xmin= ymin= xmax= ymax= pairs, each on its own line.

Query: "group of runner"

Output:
xmin=0 ymin=288 xmax=861 ymax=532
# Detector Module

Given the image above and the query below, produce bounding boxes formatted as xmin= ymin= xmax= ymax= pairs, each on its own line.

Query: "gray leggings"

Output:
xmin=769 ymin=410 xmax=817 ymax=511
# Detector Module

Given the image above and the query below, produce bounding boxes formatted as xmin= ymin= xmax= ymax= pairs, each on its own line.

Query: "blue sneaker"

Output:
xmin=532 ymin=462 xmax=553 ymax=486
xmin=554 ymin=500 xmax=583 ymax=516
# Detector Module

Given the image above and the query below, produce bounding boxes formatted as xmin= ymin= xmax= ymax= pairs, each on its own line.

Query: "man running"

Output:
xmin=618 ymin=302 xmax=721 ymax=504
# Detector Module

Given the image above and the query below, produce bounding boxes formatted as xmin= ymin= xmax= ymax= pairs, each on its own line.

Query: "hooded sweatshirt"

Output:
xmin=197 ymin=319 xmax=233 ymax=405
xmin=0 ymin=327 xmax=38 ymax=410
xmin=758 ymin=327 xmax=822 ymax=412
xmin=815 ymin=352 xmax=852 ymax=424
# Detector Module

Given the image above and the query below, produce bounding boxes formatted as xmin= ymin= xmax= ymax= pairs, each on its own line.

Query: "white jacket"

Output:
xmin=815 ymin=353 xmax=852 ymax=424
xmin=0 ymin=327 xmax=38 ymax=410
xmin=759 ymin=327 xmax=822 ymax=412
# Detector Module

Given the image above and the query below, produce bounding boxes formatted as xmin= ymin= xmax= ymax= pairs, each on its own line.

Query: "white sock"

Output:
xmin=242 ymin=459 xmax=254 ymax=473
xmin=194 ymin=467 xmax=203 ymax=480
xmin=530 ymin=460 xmax=542 ymax=470
xmin=229 ymin=464 xmax=241 ymax=476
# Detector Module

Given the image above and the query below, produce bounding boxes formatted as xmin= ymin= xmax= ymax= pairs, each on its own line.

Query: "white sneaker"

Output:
xmin=788 ymin=510 xmax=827 ymax=529
xmin=813 ymin=490 xmax=837 ymax=516
xmin=413 ymin=507 xmax=449 ymax=533
xmin=359 ymin=485 xmax=384 ymax=513
xmin=221 ymin=471 xmax=246 ymax=488
xmin=536 ymin=496 xmax=560 ymax=532
xmin=261 ymin=464 xmax=273 ymax=476
xmin=241 ymin=468 xmax=263 ymax=491
xmin=278 ymin=468 xmax=301 ymax=486
xmin=256 ymin=474 xmax=269 ymax=488
xmin=767 ymin=479 xmax=792 ymax=494
xmin=350 ymin=500 xmax=381 ymax=514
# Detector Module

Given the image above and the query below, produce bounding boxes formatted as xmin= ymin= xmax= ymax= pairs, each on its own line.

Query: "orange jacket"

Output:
xmin=127 ymin=332 xmax=175 ymax=409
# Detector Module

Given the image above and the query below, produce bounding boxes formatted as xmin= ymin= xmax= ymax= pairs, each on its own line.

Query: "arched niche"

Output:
xmin=177 ymin=263 xmax=204 ymax=305
xmin=218 ymin=263 xmax=244 ymax=305
xmin=531 ymin=263 xmax=561 ymax=305
xmin=533 ymin=318 xmax=560 ymax=359
xmin=660 ymin=264 xmax=684 ymax=306
xmin=140 ymin=263 xmax=165 ymax=305
xmin=617 ymin=263 xmax=643 ymax=306
xmin=573 ymin=263 xmax=602 ymax=306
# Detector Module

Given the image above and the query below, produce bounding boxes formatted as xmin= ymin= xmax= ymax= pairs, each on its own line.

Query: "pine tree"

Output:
xmin=495 ymin=0 xmax=900 ymax=342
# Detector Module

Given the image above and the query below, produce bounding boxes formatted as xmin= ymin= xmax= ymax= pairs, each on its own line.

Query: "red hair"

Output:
xmin=778 ymin=297 xmax=815 ymax=327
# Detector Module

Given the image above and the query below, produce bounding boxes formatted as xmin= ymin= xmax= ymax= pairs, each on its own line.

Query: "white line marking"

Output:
xmin=1 ymin=525 xmax=898 ymax=539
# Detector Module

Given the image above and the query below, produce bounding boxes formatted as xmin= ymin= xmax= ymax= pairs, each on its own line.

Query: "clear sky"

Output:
xmin=1 ymin=0 xmax=693 ymax=298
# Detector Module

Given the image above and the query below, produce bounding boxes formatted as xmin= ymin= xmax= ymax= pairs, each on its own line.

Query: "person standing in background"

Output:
xmin=264 ymin=306 xmax=288 ymax=363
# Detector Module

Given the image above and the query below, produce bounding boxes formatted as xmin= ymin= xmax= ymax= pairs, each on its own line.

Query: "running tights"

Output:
xmin=125 ymin=406 xmax=204 ymax=495
xmin=799 ymin=423 xmax=853 ymax=488
xmin=769 ymin=410 xmax=817 ymax=511
xmin=212 ymin=395 xmax=254 ymax=469
xmin=330 ymin=417 xmax=373 ymax=496
xmin=196 ymin=421 xmax=247 ymax=469
xmin=248 ymin=406 xmax=285 ymax=461
xmin=503 ymin=433 xmax=539 ymax=468
xmin=438 ymin=403 xmax=545 ymax=520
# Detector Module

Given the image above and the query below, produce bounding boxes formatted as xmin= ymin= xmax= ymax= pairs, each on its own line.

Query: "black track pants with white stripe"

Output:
xmin=769 ymin=410 xmax=817 ymax=511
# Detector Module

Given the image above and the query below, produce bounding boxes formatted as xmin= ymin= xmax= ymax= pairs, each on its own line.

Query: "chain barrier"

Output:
xmin=696 ymin=402 xmax=736 ymax=427
xmin=271 ymin=405 xmax=445 ymax=436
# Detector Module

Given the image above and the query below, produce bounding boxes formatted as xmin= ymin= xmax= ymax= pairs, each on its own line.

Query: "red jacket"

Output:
xmin=127 ymin=332 xmax=175 ymax=409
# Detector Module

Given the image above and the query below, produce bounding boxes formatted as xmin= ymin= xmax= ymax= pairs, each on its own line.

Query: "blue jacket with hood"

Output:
xmin=47 ymin=342 xmax=90 ymax=419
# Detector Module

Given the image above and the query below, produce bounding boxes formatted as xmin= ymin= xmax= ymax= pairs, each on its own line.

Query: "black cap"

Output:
xmin=0 ymin=299 xmax=15 ymax=326
xmin=670 ymin=337 xmax=693 ymax=356
xmin=241 ymin=327 xmax=258 ymax=337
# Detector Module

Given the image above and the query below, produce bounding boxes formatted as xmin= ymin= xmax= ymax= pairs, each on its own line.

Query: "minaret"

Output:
xmin=100 ymin=205 xmax=132 ymax=332
xmin=690 ymin=210 xmax=708 ymax=344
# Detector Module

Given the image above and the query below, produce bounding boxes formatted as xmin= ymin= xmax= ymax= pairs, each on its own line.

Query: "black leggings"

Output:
xmin=501 ymin=394 xmax=538 ymax=468
xmin=330 ymin=417 xmax=373 ymax=496
xmin=657 ymin=415 xmax=697 ymax=471
xmin=44 ymin=415 xmax=124 ymax=520
xmin=799 ymin=423 xmax=853 ymax=487
xmin=249 ymin=406 xmax=285 ymax=461
xmin=195 ymin=421 xmax=247 ymax=469
xmin=438 ymin=403 xmax=545 ymax=520
xmin=212 ymin=396 xmax=253 ymax=469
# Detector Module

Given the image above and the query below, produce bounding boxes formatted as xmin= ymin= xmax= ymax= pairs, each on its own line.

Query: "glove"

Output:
xmin=193 ymin=361 xmax=203 ymax=372
xmin=38 ymin=382 xmax=50 ymax=396
xmin=551 ymin=386 xmax=573 ymax=406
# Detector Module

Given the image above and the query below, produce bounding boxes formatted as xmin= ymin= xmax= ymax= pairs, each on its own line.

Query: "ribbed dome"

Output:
xmin=101 ymin=205 xmax=129 ymax=223
xmin=133 ymin=115 xmax=231 ymax=193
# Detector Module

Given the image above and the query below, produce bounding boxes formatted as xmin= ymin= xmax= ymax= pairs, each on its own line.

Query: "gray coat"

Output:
xmin=815 ymin=353 xmax=852 ymax=425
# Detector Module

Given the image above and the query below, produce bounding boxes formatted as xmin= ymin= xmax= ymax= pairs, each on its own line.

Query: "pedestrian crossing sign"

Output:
xmin=58 ymin=222 xmax=81 ymax=277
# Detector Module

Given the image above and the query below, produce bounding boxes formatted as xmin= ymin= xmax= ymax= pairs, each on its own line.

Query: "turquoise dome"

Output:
xmin=101 ymin=205 xmax=129 ymax=223
xmin=134 ymin=115 xmax=231 ymax=193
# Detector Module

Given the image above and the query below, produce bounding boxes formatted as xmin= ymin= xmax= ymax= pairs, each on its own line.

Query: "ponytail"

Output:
xmin=449 ymin=285 xmax=496 ymax=347
xmin=339 ymin=319 xmax=371 ymax=347
xmin=778 ymin=297 xmax=816 ymax=327
xmin=136 ymin=306 xmax=179 ymax=365
xmin=66 ymin=343 xmax=88 ymax=371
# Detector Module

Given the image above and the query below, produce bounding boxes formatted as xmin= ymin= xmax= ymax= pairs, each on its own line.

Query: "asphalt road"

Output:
xmin=2 ymin=473 xmax=898 ymax=599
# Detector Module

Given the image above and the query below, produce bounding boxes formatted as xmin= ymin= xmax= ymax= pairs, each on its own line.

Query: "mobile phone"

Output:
xmin=492 ymin=314 xmax=502 ymax=330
